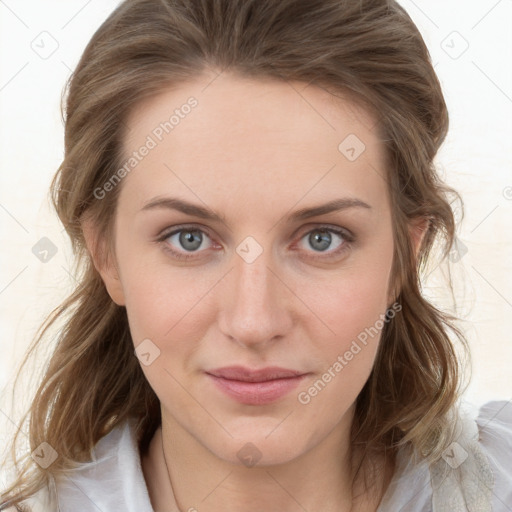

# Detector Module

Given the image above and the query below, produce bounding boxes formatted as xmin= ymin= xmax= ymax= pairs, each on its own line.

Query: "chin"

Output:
xmin=204 ymin=425 xmax=313 ymax=468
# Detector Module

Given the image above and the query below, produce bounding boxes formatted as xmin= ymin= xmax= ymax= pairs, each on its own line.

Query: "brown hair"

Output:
xmin=1 ymin=0 xmax=469 ymax=508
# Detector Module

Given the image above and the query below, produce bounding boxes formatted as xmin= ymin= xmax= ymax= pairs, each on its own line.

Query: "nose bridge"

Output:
xmin=219 ymin=241 xmax=292 ymax=346
xmin=235 ymin=250 xmax=273 ymax=310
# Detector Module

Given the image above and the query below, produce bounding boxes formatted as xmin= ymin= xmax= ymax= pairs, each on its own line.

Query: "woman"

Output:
xmin=1 ymin=0 xmax=511 ymax=510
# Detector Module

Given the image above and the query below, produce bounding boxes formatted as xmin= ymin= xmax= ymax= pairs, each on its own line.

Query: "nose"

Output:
xmin=218 ymin=247 xmax=294 ymax=351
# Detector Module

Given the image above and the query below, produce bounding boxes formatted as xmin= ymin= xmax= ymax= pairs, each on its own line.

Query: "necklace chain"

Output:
xmin=160 ymin=428 xmax=185 ymax=512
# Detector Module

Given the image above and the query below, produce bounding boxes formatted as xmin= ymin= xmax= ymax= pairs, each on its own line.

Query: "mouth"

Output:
xmin=205 ymin=366 xmax=310 ymax=405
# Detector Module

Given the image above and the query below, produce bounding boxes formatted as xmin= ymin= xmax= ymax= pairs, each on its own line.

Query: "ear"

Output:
xmin=408 ymin=216 xmax=430 ymax=261
xmin=81 ymin=216 xmax=126 ymax=306
xmin=387 ymin=216 xmax=430 ymax=305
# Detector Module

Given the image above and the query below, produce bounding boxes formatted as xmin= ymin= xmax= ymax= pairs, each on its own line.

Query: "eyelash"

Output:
xmin=156 ymin=224 xmax=355 ymax=261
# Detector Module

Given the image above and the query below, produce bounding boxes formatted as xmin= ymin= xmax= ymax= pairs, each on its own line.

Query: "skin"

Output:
xmin=84 ymin=69 xmax=426 ymax=512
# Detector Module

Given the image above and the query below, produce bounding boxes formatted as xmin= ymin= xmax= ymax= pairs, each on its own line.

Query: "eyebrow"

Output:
xmin=139 ymin=196 xmax=372 ymax=224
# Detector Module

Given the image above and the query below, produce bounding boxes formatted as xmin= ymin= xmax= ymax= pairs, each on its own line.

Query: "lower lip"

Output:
xmin=206 ymin=373 xmax=308 ymax=405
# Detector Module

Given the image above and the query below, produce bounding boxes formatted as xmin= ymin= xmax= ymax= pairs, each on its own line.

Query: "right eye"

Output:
xmin=157 ymin=225 xmax=216 ymax=260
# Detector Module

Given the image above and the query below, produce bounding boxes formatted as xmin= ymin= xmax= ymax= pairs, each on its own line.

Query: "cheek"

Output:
xmin=300 ymin=255 xmax=394 ymax=408
xmin=117 ymin=220 xmax=394 ymax=354
xmin=119 ymin=260 xmax=213 ymax=400
xmin=304 ymin=254 xmax=393 ymax=348
xmin=295 ymin=271 xmax=393 ymax=414
xmin=114 ymin=230 xmax=203 ymax=337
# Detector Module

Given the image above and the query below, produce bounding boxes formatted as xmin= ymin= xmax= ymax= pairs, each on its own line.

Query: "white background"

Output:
xmin=0 ymin=0 xmax=511 ymax=456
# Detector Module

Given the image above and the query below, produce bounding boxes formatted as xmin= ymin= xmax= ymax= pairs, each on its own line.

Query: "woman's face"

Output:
xmin=94 ymin=70 xmax=396 ymax=465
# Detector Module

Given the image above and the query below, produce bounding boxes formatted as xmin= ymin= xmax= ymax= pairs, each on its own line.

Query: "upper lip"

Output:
xmin=206 ymin=366 xmax=307 ymax=382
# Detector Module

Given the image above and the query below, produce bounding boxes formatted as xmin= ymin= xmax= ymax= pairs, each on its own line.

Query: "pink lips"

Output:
xmin=205 ymin=366 xmax=309 ymax=405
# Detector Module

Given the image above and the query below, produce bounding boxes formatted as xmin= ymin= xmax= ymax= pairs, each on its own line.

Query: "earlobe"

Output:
xmin=81 ymin=216 xmax=126 ymax=306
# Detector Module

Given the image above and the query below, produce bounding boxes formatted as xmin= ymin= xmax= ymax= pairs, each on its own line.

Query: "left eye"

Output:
xmin=297 ymin=227 xmax=348 ymax=255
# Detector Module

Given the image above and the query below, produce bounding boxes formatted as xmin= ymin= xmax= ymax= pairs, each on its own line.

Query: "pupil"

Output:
xmin=181 ymin=230 xmax=201 ymax=250
xmin=311 ymin=230 xmax=331 ymax=251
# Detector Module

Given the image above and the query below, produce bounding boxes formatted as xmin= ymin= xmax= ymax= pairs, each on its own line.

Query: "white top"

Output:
xmin=4 ymin=400 xmax=512 ymax=512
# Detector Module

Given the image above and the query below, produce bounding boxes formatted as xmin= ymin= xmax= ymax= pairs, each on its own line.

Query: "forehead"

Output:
xmin=119 ymin=71 xmax=389 ymax=218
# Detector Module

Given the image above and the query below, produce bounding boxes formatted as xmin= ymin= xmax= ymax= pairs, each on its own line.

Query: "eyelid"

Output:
xmin=294 ymin=223 xmax=354 ymax=241
xmin=291 ymin=224 xmax=354 ymax=260
xmin=155 ymin=223 xmax=221 ymax=250
xmin=157 ymin=222 xmax=354 ymax=242
xmin=156 ymin=223 xmax=215 ymax=242
xmin=156 ymin=222 xmax=355 ymax=260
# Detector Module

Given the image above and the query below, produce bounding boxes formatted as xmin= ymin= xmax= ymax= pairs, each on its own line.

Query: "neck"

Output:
xmin=141 ymin=407 xmax=394 ymax=512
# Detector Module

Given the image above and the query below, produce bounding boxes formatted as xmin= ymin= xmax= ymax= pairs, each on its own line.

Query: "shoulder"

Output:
xmin=1 ymin=482 xmax=56 ymax=512
xmin=429 ymin=399 xmax=512 ymax=512
xmin=474 ymin=400 xmax=512 ymax=505
xmin=2 ymin=418 xmax=153 ymax=512
xmin=1 ymin=461 xmax=55 ymax=512
xmin=53 ymin=418 xmax=154 ymax=511
xmin=475 ymin=399 xmax=512 ymax=449
xmin=378 ymin=399 xmax=512 ymax=512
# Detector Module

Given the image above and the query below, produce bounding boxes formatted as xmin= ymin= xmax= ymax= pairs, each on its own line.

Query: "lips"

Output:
xmin=206 ymin=366 xmax=306 ymax=382
xmin=205 ymin=366 xmax=309 ymax=405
